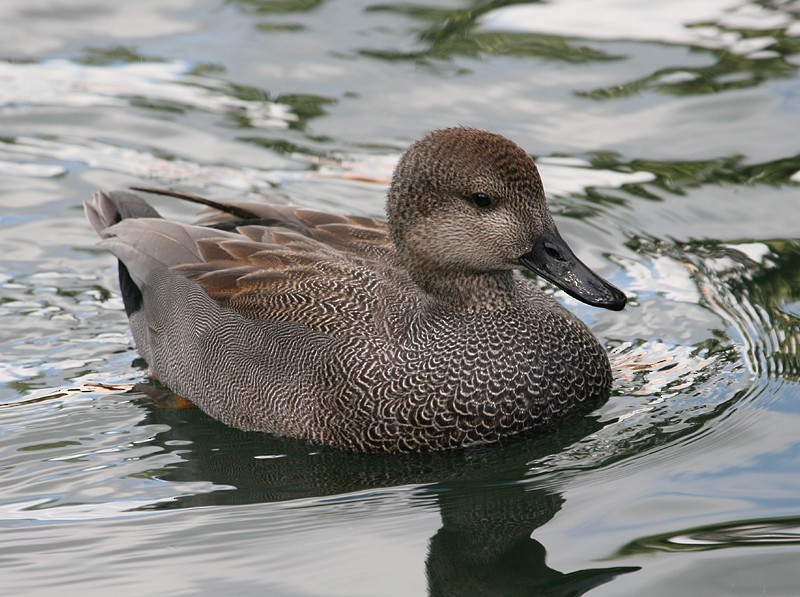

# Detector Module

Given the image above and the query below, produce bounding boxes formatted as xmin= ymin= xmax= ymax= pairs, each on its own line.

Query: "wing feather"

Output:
xmin=93 ymin=189 xmax=404 ymax=335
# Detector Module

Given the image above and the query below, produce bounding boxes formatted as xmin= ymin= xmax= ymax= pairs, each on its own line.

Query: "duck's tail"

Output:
xmin=84 ymin=190 xmax=255 ymax=317
xmin=84 ymin=190 xmax=162 ymax=237
xmin=84 ymin=191 xmax=163 ymax=316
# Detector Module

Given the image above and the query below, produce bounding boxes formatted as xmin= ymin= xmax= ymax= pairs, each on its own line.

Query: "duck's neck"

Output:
xmin=406 ymin=263 xmax=520 ymax=312
xmin=389 ymin=224 xmax=522 ymax=311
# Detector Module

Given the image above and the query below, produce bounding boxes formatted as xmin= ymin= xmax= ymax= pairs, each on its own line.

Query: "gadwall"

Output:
xmin=85 ymin=127 xmax=626 ymax=453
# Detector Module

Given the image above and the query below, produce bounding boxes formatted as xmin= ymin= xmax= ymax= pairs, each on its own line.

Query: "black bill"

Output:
xmin=519 ymin=231 xmax=627 ymax=311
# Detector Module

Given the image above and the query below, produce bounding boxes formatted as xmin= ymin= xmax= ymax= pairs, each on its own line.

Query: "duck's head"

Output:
xmin=387 ymin=127 xmax=626 ymax=311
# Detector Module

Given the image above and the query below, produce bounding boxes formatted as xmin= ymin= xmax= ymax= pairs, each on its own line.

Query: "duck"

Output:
xmin=85 ymin=127 xmax=626 ymax=453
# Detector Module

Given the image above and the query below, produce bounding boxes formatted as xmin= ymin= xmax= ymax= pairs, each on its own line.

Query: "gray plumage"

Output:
xmin=85 ymin=127 xmax=626 ymax=453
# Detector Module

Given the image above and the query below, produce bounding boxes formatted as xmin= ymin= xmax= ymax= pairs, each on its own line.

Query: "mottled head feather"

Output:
xmin=386 ymin=127 xmax=556 ymax=298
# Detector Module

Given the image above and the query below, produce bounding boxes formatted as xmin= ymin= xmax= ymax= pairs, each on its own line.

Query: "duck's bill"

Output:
xmin=519 ymin=231 xmax=627 ymax=311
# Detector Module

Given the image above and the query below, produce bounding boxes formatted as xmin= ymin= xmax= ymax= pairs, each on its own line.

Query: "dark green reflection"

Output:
xmin=131 ymin=381 xmax=638 ymax=595
xmin=18 ymin=440 xmax=82 ymax=452
xmin=226 ymin=84 xmax=336 ymax=129
xmin=580 ymin=33 xmax=800 ymax=100
xmin=73 ymin=45 xmax=217 ymax=80
xmin=358 ymin=31 xmax=619 ymax=65
xmin=617 ymin=515 xmax=800 ymax=555
xmin=362 ymin=1 xmax=620 ymax=65
xmin=256 ymin=22 xmax=307 ymax=32
xmin=567 ymin=152 xmax=800 ymax=195
xmin=227 ymin=0 xmax=323 ymax=32
xmin=228 ymin=0 xmax=325 ymax=14
xmin=77 ymin=45 xmax=164 ymax=65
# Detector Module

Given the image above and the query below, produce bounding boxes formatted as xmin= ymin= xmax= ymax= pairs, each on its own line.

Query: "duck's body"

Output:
xmin=86 ymin=127 xmax=625 ymax=453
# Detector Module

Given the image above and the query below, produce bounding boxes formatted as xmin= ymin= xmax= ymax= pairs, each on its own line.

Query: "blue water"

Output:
xmin=1 ymin=1 xmax=799 ymax=595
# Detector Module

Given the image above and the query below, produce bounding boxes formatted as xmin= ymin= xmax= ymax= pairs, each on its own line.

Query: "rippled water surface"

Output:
xmin=2 ymin=1 xmax=799 ymax=595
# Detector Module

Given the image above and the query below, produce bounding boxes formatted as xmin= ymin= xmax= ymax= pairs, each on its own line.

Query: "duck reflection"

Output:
xmin=135 ymin=382 xmax=638 ymax=595
xmin=426 ymin=482 xmax=637 ymax=597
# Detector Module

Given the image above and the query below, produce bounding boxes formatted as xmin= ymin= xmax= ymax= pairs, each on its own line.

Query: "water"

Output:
xmin=1 ymin=1 xmax=799 ymax=594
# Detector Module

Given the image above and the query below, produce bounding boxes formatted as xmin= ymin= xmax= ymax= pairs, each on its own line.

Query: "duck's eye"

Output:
xmin=470 ymin=192 xmax=496 ymax=209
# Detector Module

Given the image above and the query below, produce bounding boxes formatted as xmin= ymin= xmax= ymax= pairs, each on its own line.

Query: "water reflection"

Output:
xmin=359 ymin=1 xmax=620 ymax=65
xmin=690 ymin=238 xmax=800 ymax=381
xmin=233 ymin=0 xmax=326 ymax=15
xmin=352 ymin=0 xmax=800 ymax=91
xmin=135 ymin=382 xmax=638 ymax=595
xmin=427 ymin=483 xmax=638 ymax=596
xmin=618 ymin=515 xmax=800 ymax=554
xmin=625 ymin=235 xmax=800 ymax=382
